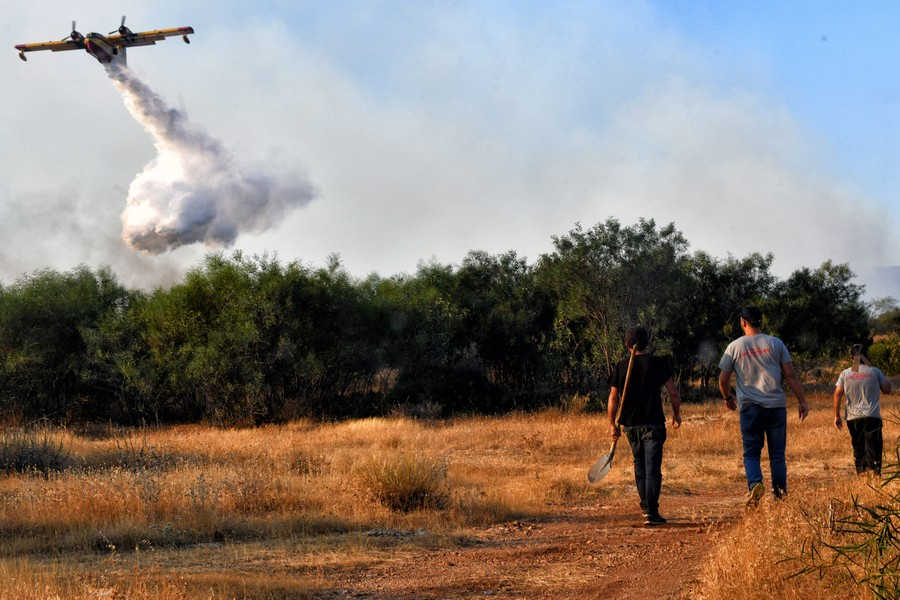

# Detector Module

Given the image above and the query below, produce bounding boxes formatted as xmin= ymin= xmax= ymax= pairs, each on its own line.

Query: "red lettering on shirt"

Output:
xmin=740 ymin=347 xmax=772 ymax=359
xmin=845 ymin=372 xmax=873 ymax=381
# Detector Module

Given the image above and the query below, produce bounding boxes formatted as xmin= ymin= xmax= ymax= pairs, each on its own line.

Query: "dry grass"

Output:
xmin=0 ymin=386 xmax=896 ymax=597
xmin=690 ymin=390 xmax=900 ymax=600
xmin=693 ymin=481 xmax=879 ymax=600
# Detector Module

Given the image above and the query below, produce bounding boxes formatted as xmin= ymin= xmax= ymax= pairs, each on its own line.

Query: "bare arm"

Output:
xmin=833 ymin=385 xmax=844 ymax=430
xmin=782 ymin=362 xmax=809 ymax=421
xmin=607 ymin=387 xmax=621 ymax=440
xmin=718 ymin=369 xmax=736 ymax=411
xmin=665 ymin=378 xmax=682 ymax=428
xmin=882 ymin=381 xmax=893 ymax=395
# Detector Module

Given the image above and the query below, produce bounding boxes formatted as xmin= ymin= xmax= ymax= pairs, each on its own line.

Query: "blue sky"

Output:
xmin=2 ymin=1 xmax=898 ymax=298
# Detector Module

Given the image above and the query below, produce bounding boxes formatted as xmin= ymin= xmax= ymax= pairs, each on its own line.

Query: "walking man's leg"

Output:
xmin=740 ymin=403 xmax=765 ymax=490
xmin=626 ymin=428 xmax=648 ymax=514
xmin=643 ymin=426 xmax=667 ymax=517
xmin=848 ymin=419 xmax=869 ymax=474
xmin=765 ymin=407 xmax=788 ymax=498
xmin=864 ymin=417 xmax=883 ymax=475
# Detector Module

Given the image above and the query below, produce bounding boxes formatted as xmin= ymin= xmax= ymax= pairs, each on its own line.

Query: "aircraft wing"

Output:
xmin=15 ymin=40 xmax=83 ymax=54
xmin=112 ymin=27 xmax=194 ymax=48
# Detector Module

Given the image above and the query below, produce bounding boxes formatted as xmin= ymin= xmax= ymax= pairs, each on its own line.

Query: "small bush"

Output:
xmin=114 ymin=432 xmax=163 ymax=471
xmin=559 ymin=393 xmax=591 ymax=413
xmin=356 ymin=451 xmax=449 ymax=512
xmin=0 ymin=427 xmax=70 ymax=474
xmin=869 ymin=337 xmax=900 ymax=375
xmin=390 ymin=400 xmax=443 ymax=420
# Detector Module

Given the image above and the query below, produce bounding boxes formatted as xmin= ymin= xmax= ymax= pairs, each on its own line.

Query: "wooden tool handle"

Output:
xmin=614 ymin=345 xmax=637 ymax=428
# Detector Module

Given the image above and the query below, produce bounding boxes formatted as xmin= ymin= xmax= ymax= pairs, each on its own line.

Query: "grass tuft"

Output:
xmin=0 ymin=427 xmax=69 ymax=475
xmin=355 ymin=451 xmax=449 ymax=512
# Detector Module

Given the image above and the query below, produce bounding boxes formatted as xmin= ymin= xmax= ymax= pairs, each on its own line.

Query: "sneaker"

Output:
xmin=643 ymin=513 xmax=667 ymax=526
xmin=746 ymin=482 xmax=765 ymax=507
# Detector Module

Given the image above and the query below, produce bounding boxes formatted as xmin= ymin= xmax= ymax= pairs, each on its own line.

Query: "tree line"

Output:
xmin=0 ymin=218 xmax=895 ymax=425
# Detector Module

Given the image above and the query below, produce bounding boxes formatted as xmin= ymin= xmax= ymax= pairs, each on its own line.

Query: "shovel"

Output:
xmin=850 ymin=343 xmax=871 ymax=372
xmin=588 ymin=345 xmax=636 ymax=483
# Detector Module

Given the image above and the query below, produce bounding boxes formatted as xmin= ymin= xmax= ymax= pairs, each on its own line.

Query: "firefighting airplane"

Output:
xmin=14 ymin=17 xmax=193 ymax=65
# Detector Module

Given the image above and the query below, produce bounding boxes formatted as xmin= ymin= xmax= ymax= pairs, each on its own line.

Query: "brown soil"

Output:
xmin=319 ymin=489 xmax=744 ymax=599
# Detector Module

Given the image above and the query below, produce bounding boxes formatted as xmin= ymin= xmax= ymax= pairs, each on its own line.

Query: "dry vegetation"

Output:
xmin=0 ymin=384 xmax=897 ymax=598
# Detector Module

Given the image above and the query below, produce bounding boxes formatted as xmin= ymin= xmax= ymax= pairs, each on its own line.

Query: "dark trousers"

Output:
xmin=847 ymin=417 xmax=883 ymax=475
xmin=624 ymin=425 xmax=667 ymax=516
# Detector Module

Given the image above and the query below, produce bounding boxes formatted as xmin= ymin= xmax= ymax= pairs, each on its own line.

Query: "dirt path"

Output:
xmin=320 ymin=490 xmax=745 ymax=599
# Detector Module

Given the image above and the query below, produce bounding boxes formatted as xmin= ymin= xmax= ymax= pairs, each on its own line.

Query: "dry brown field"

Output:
xmin=0 ymin=383 xmax=896 ymax=599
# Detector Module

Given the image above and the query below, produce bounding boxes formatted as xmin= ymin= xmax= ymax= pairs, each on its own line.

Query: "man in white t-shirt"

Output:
xmin=834 ymin=345 xmax=892 ymax=475
xmin=718 ymin=306 xmax=809 ymax=505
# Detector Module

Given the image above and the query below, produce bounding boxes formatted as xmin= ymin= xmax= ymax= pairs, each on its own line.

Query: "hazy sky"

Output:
xmin=2 ymin=1 xmax=898 ymax=298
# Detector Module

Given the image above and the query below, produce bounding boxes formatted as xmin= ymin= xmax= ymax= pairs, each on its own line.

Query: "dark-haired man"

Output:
xmin=608 ymin=326 xmax=682 ymax=526
xmin=718 ymin=306 xmax=809 ymax=505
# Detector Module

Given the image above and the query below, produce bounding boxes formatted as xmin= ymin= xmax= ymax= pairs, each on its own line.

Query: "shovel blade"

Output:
xmin=587 ymin=450 xmax=615 ymax=483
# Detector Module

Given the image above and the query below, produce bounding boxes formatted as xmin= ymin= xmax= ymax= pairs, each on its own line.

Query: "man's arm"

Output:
xmin=718 ymin=369 xmax=736 ymax=411
xmin=833 ymin=385 xmax=844 ymax=430
xmin=607 ymin=387 xmax=621 ymax=439
xmin=664 ymin=378 xmax=682 ymax=428
xmin=782 ymin=362 xmax=809 ymax=420
xmin=874 ymin=368 xmax=892 ymax=394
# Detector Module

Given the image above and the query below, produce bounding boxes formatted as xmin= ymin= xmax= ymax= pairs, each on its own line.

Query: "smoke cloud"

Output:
xmin=105 ymin=63 xmax=316 ymax=254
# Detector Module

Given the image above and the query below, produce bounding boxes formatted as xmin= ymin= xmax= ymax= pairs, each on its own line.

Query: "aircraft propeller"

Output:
xmin=61 ymin=21 xmax=83 ymax=43
xmin=110 ymin=16 xmax=129 ymax=35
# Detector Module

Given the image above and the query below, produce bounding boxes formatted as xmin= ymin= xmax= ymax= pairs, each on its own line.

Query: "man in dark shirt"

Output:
xmin=608 ymin=326 xmax=682 ymax=526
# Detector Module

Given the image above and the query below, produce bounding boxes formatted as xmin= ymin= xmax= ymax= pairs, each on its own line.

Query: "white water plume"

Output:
xmin=105 ymin=63 xmax=316 ymax=254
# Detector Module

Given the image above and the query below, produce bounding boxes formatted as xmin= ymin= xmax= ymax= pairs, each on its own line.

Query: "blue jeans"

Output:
xmin=740 ymin=403 xmax=787 ymax=498
xmin=624 ymin=425 xmax=667 ymax=515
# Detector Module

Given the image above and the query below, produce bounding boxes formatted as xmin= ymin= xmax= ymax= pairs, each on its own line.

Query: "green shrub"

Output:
xmin=869 ymin=337 xmax=900 ymax=376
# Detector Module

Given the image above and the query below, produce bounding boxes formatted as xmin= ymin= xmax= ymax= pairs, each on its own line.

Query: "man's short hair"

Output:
xmin=624 ymin=326 xmax=649 ymax=351
xmin=739 ymin=306 xmax=763 ymax=326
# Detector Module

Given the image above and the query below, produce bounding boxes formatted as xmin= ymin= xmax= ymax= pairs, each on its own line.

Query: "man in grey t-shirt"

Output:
xmin=834 ymin=346 xmax=892 ymax=475
xmin=718 ymin=306 xmax=809 ymax=504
